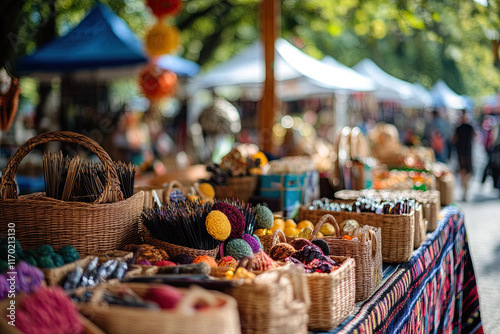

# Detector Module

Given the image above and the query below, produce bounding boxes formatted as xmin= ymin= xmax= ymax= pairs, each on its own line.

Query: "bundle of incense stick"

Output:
xmin=220 ymin=199 xmax=256 ymax=235
xmin=142 ymin=201 xmax=220 ymax=250
xmin=42 ymin=151 xmax=135 ymax=202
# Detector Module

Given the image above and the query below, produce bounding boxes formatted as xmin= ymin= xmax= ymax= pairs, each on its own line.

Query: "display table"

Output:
xmin=315 ymin=205 xmax=483 ymax=334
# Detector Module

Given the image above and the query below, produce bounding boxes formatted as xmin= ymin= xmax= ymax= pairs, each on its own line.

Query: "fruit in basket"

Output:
xmin=320 ymin=223 xmax=336 ymax=236
xmin=285 ymin=219 xmax=297 ymax=228
xmin=298 ymin=226 xmax=314 ymax=240
xmin=284 ymin=227 xmax=300 ymax=237
xmin=144 ymin=286 xmax=183 ymax=310
xmin=273 ymin=218 xmax=285 ymax=231
xmin=154 ymin=260 xmax=176 ymax=267
xmin=297 ymin=220 xmax=314 ymax=230
xmin=253 ymin=229 xmax=267 ymax=236
xmin=205 ymin=210 xmax=231 ymax=241
xmin=317 ymin=232 xmax=325 ymax=238
xmin=339 ymin=219 xmax=359 ymax=230
xmin=254 ymin=205 xmax=274 ymax=229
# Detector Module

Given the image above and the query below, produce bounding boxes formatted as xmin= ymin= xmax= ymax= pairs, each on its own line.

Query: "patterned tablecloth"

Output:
xmin=314 ymin=205 xmax=483 ymax=334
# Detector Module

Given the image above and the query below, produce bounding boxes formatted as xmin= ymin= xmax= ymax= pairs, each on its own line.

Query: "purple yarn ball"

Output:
xmin=213 ymin=202 xmax=245 ymax=238
xmin=241 ymin=234 xmax=261 ymax=254
xmin=16 ymin=262 xmax=44 ymax=293
xmin=137 ymin=259 xmax=152 ymax=266
xmin=171 ymin=254 xmax=193 ymax=265
xmin=0 ymin=274 xmax=8 ymax=299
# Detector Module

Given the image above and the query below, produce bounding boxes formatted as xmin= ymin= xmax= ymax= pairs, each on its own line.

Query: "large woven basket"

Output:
xmin=0 ymin=131 xmax=144 ymax=256
xmin=78 ymin=283 xmax=241 ymax=334
xmin=299 ymin=206 xmax=414 ymax=263
xmin=141 ymin=223 xmax=219 ymax=259
xmin=212 ymin=264 xmax=310 ymax=334
xmin=215 ymin=175 xmax=258 ymax=202
xmin=413 ymin=203 xmax=427 ymax=249
xmin=306 ymin=256 xmax=356 ymax=331
xmin=311 ymin=215 xmax=382 ymax=301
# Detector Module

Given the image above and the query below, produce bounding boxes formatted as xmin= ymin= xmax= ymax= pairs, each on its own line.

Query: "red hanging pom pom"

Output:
xmin=139 ymin=64 xmax=177 ymax=101
xmin=146 ymin=0 xmax=182 ymax=17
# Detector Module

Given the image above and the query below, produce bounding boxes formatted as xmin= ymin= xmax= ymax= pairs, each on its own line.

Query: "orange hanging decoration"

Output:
xmin=139 ymin=64 xmax=177 ymax=101
xmin=144 ymin=22 xmax=180 ymax=57
xmin=146 ymin=0 xmax=182 ymax=17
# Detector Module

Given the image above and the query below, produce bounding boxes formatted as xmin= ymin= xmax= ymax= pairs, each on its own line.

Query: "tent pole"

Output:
xmin=258 ymin=0 xmax=280 ymax=154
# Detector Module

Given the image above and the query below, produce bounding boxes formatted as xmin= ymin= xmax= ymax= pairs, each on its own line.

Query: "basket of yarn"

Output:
xmin=309 ymin=214 xmax=382 ymax=302
xmin=0 ymin=131 xmax=145 ymax=256
xmin=77 ymin=283 xmax=241 ymax=334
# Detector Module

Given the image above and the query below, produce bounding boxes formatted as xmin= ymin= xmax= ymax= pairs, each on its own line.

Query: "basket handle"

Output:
xmin=360 ymin=229 xmax=378 ymax=258
xmin=193 ymin=182 xmax=208 ymax=201
xmin=162 ymin=180 xmax=184 ymax=204
xmin=270 ymin=229 xmax=286 ymax=248
xmin=311 ymin=214 xmax=341 ymax=239
xmin=275 ymin=264 xmax=310 ymax=308
xmin=0 ymin=131 xmax=123 ymax=203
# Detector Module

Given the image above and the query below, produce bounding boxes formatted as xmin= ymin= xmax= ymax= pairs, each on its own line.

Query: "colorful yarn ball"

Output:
xmin=254 ymin=205 xmax=274 ymax=229
xmin=154 ymin=260 xmax=177 ymax=267
xmin=22 ymin=251 xmax=38 ymax=267
xmin=312 ymin=239 xmax=330 ymax=256
xmin=205 ymin=210 xmax=231 ymax=241
xmin=217 ymin=256 xmax=238 ymax=269
xmin=289 ymin=238 xmax=313 ymax=251
xmin=51 ymin=253 xmax=65 ymax=267
xmin=171 ymin=254 xmax=193 ymax=265
xmin=241 ymin=234 xmax=261 ymax=254
xmin=16 ymin=287 xmax=84 ymax=334
xmin=269 ymin=243 xmax=296 ymax=261
xmin=16 ymin=262 xmax=44 ymax=293
xmin=193 ymin=255 xmax=217 ymax=267
xmin=213 ymin=202 xmax=245 ymax=238
xmin=137 ymin=259 xmax=152 ymax=266
xmin=252 ymin=250 xmax=278 ymax=271
xmin=143 ymin=286 xmax=183 ymax=310
xmin=225 ymin=239 xmax=253 ymax=260
xmin=57 ymin=245 xmax=80 ymax=264
xmin=37 ymin=244 xmax=54 ymax=257
xmin=37 ymin=256 xmax=55 ymax=269
xmin=198 ymin=183 xmax=215 ymax=199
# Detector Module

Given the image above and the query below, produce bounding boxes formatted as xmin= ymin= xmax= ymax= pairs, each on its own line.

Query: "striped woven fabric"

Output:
xmin=314 ymin=205 xmax=483 ymax=334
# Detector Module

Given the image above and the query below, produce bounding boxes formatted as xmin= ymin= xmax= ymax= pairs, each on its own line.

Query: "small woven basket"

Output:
xmin=215 ymin=175 xmax=258 ymax=202
xmin=141 ymin=223 xmax=219 ymax=259
xmin=0 ymin=131 xmax=144 ymax=256
xmin=306 ymin=256 xmax=356 ymax=331
xmin=162 ymin=180 xmax=188 ymax=204
xmin=42 ymin=256 xmax=94 ymax=287
xmin=436 ymin=173 xmax=455 ymax=206
xmin=258 ymin=229 xmax=285 ymax=254
xmin=299 ymin=206 xmax=414 ymax=263
xmin=413 ymin=203 xmax=427 ymax=249
xmin=78 ymin=283 xmax=241 ymax=334
xmin=311 ymin=214 xmax=382 ymax=301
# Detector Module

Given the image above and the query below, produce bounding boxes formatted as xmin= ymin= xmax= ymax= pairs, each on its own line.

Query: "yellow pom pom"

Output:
xmin=198 ymin=183 xmax=215 ymax=199
xmin=205 ymin=210 xmax=231 ymax=241
xmin=145 ymin=22 xmax=180 ymax=56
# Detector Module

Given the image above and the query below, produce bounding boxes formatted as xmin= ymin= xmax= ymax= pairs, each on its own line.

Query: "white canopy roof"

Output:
xmin=188 ymin=39 xmax=375 ymax=98
xmin=430 ymin=79 xmax=467 ymax=110
xmin=353 ymin=58 xmax=431 ymax=108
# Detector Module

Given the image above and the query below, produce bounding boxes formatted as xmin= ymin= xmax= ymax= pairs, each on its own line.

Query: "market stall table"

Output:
xmin=314 ymin=205 xmax=483 ymax=334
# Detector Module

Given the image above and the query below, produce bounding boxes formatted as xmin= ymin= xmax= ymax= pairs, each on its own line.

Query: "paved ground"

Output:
xmin=450 ymin=142 xmax=500 ymax=333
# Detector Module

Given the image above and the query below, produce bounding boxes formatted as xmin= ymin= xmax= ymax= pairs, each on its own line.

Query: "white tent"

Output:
xmin=188 ymin=38 xmax=375 ymax=97
xmin=430 ymin=79 xmax=467 ymax=110
xmin=353 ymin=58 xmax=432 ymax=108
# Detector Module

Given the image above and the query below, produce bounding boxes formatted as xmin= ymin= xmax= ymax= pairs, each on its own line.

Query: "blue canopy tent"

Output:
xmin=16 ymin=4 xmax=199 ymax=79
xmin=430 ymin=80 xmax=468 ymax=110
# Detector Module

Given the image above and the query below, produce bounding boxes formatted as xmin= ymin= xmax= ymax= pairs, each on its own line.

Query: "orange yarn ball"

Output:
xmin=192 ymin=255 xmax=217 ymax=267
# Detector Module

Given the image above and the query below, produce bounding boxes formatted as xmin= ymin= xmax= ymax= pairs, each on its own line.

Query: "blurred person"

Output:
xmin=481 ymin=115 xmax=500 ymax=189
xmin=425 ymin=109 xmax=450 ymax=163
xmin=452 ymin=110 xmax=477 ymax=201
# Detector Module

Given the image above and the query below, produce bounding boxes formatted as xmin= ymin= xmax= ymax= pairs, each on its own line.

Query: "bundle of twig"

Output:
xmin=43 ymin=152 xmax=82 ymax=201
xmin=142 ymin=201 xmax=220 ymax=250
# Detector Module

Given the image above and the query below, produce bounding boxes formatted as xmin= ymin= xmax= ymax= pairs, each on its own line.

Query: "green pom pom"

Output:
xmin=225 ymin=239 xmax=253 ymax=260
xmin=51 ymin=253 xmax=65 ymax=267
xmin=14 ymin=240 xmax=23 ymax=257
xmin=37 ymin=245 xmax=54 ymax=257
xmin=0 ymin=260 xmax=8 ymax=273
xmin=255 ymin=205 xmax=274 ymax=230
xmin=58 ymin=245 xmax=80 ymax=264
xmin=38 ymin=256 xmax=55 ymax=269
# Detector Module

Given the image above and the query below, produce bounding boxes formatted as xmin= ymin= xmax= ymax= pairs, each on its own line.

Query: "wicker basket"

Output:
xmin=141 ymin=223 xmax=219 ymax=259
xmin=299 ymin=206 xmax=414 ymax=263
xmin=0 ymin=131 xmax=144 ymax=256
xmin=436 ymin=173 xmax=455 ymax=206
xmin=162 ymin=180 xmax=189 ymax=204
xmin=78 ymin=283 xmax=241 ymax=334
xmin=306 ymin=256 xmax=356 ymax=331
xmin=311 ymin=215 xmax=382 ymax=301
xmin=215 ymin=175 xmax=258 ymax=202
xmin=42 ymin=256 xmax=94 ymax=287
xmin=258 ymin=229 xmax=285 ymax=254
xmin=413 ymin=204 xmax=427 ymax=249
xmin=211 ymin=264 xmax=310 ymax=334
xmin=134 ymin=186 xmax=164 ymax=209
xmin=420 ymin=191 xmax=441 ymax=232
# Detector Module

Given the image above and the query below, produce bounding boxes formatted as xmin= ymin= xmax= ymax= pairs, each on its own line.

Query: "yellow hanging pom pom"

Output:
xmin=145 ymin=22 xmax=180 ymax=56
